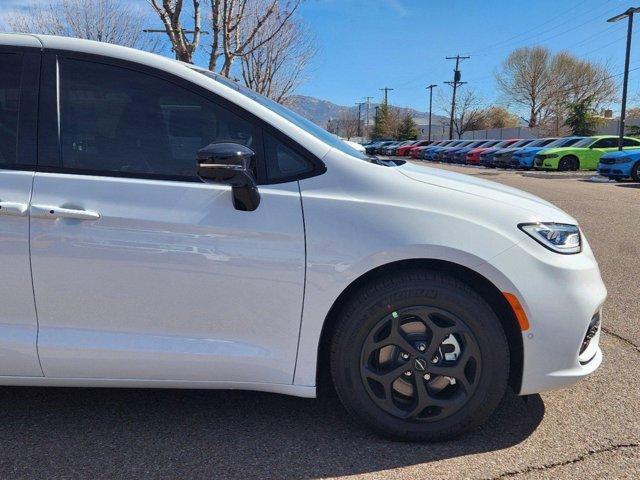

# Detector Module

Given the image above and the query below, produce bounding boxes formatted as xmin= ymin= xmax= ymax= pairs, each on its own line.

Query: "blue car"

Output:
xmin=424 ymin=140 xmax=466 ymax=161
xmin=440 ymin=141 xmax=476 ymax=163
xmin=598 ymin=149 xmax=640 ymax=181
xmin=435 ymin=141 xmax=478 ymax=162
xmin=511 ymin=137 xmax=585 ymax=169
xmin=418 ymin=140 xmax=454 ymax=160
xmin=490 ymin=139 xmax=537 ymax=168
xmin=445 ymin=140 xmax=491 ymax=164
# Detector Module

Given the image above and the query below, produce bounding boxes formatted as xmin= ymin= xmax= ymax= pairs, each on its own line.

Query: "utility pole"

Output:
xmin=607 ymin=7 xmax=640 ymax=150
xmin=356 ymin=102 xmax=366 ymax=137
xmin=363 ymin=96 xmax=374 ymax=130
xmin=380 ymin=87 xmax=394 ymax=106
xmin=426 ymin=84 xmax=437 ymax=142
xmin=444 ymin=55 xmax=470 ymax=140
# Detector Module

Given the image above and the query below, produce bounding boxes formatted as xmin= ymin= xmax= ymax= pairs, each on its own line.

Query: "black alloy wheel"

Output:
xmin=360 ymin=306 xmax=481 ymax=422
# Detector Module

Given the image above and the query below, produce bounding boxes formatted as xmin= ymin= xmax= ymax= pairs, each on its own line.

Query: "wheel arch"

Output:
xmin=315 ymin=258 xmax=524 ymax=395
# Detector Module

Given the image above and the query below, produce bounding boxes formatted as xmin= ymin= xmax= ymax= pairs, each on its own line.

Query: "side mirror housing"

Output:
xmin=197 ymin=142 xmax=260 ymax=211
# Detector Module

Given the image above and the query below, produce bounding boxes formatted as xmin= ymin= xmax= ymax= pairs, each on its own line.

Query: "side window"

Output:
xmin=592 ymin=138 xmax=617 ymax=148
xmin=623 ymin=137 xmax=640 ymax=147
xmin=59 ymin=58 xmax=257 ymax=178
xmin=264 ymin=132 xmax=315 ymax=183
xmin=0 ymin=53 xmax=22 ymax=166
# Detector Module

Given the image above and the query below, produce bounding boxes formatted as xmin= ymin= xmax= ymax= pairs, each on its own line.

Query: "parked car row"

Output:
xmin=364 ymin=135 xmax=640 ymax=176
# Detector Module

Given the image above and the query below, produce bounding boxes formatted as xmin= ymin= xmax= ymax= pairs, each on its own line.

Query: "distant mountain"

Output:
xmin=286 ymin=94 xmax=447 ymax=127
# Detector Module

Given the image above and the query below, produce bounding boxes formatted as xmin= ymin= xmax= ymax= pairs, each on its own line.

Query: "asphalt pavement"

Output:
xmin=0 ymin=163 xmax=637 ymax=479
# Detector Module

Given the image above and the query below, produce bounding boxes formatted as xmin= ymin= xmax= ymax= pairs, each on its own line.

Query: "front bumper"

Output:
xmin=534 ymin=156 xmax=557 ymax=169
xmin=493 ymin=154 xmax=514 ymax=167
xmin=512 ymin=155 xmax=535 ymax=168
xmin=477 ymin=236 xmax=606 ymax=395
xmin=598 ymin=162 xmax=632 ymax=179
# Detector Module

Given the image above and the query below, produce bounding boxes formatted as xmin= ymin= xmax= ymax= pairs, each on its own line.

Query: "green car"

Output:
xmin=533 ymin=135 xmax=640 ymax=171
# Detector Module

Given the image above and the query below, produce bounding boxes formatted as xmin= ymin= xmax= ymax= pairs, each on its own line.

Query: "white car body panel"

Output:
xmin=0 ymin=170 xmax=42 ymax=376
xmin=0 ymin=34 xmax=606 ymax=398
xmin=30 ymin=173 xmax=305 ymax=383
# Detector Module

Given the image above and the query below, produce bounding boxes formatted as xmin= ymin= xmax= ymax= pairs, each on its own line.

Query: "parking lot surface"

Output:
xmin=0 ymin=163 xmax=638 ymax=479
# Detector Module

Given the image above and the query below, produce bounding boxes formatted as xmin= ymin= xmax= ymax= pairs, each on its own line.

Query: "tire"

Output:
xmin=558 ymin=156 xmax=576 ymax=171
xmin=330 ymin=269 xmax=509 ymax=442
xmin=631 ymin=162 xmax=640 ymax=182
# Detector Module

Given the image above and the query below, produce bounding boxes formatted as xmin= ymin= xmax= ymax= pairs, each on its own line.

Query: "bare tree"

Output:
xmin=496 ymin=46 xmax=617 ymax=127
xmin=148 ymin=0 xmax=202 ymax=62
xmin=240 ymin=16 xmax=315 ymax=103
xmin=337 ymin=110 xmax=360 ymax=140
xmin=439 ymin=89 xmax=484 ymax=138
xmin=149 ymin=0 xmax=301 ymax=73
xmin=4 ymin=0 xmax=158 ymax=50
xmin=209 ymin=0 xmax=302 ymax=76
xmin=495 ymin=46 xmax=556 ymax=127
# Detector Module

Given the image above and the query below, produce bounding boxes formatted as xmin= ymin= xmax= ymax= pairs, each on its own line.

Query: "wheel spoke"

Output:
xmin=363 ymin=363 xmax=407 ymax=389
xmin=406 ymin=378 xmax=466 ymax=419
xmin=388 ymin=316 xmax=417 ymax=353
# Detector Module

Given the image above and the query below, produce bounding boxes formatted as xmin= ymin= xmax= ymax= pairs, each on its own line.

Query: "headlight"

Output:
xmin=518 ymin=223 xmax=581 ymax=254
xmin=612 ymin=157 xmax=631 ymax=164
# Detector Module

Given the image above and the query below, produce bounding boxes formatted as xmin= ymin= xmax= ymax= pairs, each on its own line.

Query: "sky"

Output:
xmin=3 ymin=0 xmax=640 ymax=116
xmin=295 ymin=0 xmax=640 ymax=115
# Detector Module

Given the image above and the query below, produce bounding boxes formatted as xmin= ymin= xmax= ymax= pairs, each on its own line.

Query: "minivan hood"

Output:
xmin=397 ymin=163 xmax=573 ymax=220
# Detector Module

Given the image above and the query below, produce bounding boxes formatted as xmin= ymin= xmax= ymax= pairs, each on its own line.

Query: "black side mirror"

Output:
xmin=197 ymin=142 xmax=260 ymax=211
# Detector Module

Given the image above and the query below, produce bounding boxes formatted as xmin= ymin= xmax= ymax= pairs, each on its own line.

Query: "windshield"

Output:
xmin=527 ymin=138 xmax=556 ymax=147
xmin=572 ymin=137 xmax=598 ymax=147
xmin=546 ymin=137 xmax=585 ymax=148
xmin=510 ymin=139 xmax=534 ymax=148
xmin=193 ymin=68 xmax=369 ymax=160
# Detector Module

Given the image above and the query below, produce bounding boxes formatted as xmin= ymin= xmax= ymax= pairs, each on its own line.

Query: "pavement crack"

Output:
xmin=486 ymin=443 xmax=640 ymax=479
xmin=602 ymin=327 xmax=640 ymax=353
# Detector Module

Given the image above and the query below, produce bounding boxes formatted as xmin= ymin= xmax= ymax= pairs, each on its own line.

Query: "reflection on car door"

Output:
xmin=30 ymin=55 xmax=306 ymax=384
xmin=0 ymin=51 xmax=42 ymax=376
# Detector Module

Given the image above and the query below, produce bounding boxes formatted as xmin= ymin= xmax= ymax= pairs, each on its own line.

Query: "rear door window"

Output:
xmin=0 ymin=53 xmax=22 ymax=166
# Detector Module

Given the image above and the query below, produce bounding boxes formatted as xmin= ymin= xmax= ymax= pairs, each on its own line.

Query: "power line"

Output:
xmin=472 ymin=1 xmax=624 ymax=56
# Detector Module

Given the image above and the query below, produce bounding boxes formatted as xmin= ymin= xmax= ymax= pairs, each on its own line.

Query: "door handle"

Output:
xmin=31 ymin=204 xmax=101 ymax=221
xmin=0 ymin=201 xmax=29 ymax=217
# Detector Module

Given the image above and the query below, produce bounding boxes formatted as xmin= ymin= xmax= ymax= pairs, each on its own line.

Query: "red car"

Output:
xmin=398 ymin=140 xmax=431 ymax=156
xmin=465 ymin=139 xmax=518 ymax=165
xmin=411 ymin=140 xmax=446 ymax=159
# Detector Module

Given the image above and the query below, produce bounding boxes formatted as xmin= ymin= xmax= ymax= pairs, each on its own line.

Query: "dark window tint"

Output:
xmin=59 ymin=58 xmax=256 ymax=178
xmin=592 ymin=138 xmax=618 ymax=148
xmin=623 ymin=137 xmax=640 ymax=147
xmin=264 ymin=132 xmax=315 ymax=182
xmin=0 ymin=53 xmax=22 ymax=166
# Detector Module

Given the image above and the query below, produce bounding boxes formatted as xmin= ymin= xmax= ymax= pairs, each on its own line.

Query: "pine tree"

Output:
xmin=564 ymin=98 xmax=602 ymax=136
xmin=398 ymin=112 xmax=418 ymax=140
xmin=372 ymin=104 xmax=392 ymax=139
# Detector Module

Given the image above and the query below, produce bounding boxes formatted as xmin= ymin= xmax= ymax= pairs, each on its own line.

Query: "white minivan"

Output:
xmin=0 ymin=34 xmax=605 ymax=441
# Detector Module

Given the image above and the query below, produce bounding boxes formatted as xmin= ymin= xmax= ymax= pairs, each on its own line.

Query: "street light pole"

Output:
xmin=607 ymin=7 xmax=640 ymax=151
xmin=426 ymin=84 xmax=437 ymax=142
